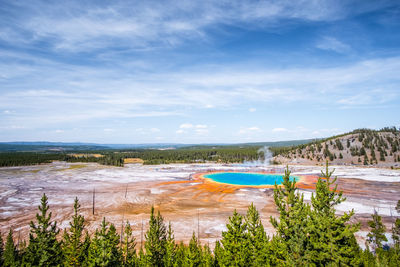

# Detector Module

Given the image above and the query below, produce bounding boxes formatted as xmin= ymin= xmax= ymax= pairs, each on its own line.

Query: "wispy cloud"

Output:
xmin=272 ymin=128 xmax=288 ymax=132
xmin=238 ymin=126 xmax=261 ymax=135
xmin=316 ymin=36 xmax=351 ymax=53
xmin=0 ymin=1 xmax=394 ymax=52
xmin=1 ymin=53 xmax=399 ymax=130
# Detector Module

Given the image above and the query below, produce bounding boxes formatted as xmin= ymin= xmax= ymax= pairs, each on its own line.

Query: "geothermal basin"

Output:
xmin=201 ymin=172 xmax=299 ymax=186
xmin=0 ymin=162 xmax=399 ymax=248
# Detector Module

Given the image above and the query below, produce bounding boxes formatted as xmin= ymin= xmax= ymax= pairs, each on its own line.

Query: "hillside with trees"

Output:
xmin=272 ymin=127 xmax=400 ymax=168
xmin=1 ymin=164 xmax=399 ymax=266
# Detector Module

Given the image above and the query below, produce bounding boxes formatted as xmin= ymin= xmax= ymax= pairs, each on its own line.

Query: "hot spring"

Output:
xmin=203 ymin=172 xmax=298 ymax=186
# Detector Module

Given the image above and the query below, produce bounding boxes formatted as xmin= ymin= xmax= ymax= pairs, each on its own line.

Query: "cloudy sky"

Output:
xmin=0 ymin=0 xmax=399 ymax=144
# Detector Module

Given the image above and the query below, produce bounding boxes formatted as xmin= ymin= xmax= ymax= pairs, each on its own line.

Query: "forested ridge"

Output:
xmin=1 ymin=163 xmax=399 ymax=266
xmin=271 ymin=127 xmax=400 ymax=167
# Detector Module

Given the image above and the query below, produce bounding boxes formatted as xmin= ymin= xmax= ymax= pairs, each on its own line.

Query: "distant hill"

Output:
xmin=0 ymin=142 xmax=187 ymax=152
xmin=273 ymin=127 xmax=400 ymax=168
xmin=0 ymin=139 xmax=315 ymax=152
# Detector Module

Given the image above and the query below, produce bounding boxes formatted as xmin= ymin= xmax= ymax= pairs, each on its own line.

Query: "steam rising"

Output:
xmin=241 ymin=146 xmax=273 ymax=166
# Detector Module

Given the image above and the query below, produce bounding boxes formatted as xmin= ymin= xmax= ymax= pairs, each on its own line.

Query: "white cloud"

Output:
xmin=272 ymin=128 xmax=288 ymax=132
xmin=249 ymin=108 xmax=256 ymax=112
xmin=150 ymin=128 xmax=160 ymax=132
xmin=55 ymin=129 xmax=64 ymax=133
xmin=1 ymin=46 xmax=399 ymax=135
xmin=104 ymin=128 xmax=115 ymax=132
xmin=195 ymin=128 xmax=209 ymax=135
xmin=239 ymin=126 xmax=261 ymax=134
xmin=0 ymin=125 xmax=26 ymax=130
xmin=1 ymin=1 xmax=392 ymax=52
xmin=316 ymin=36 xmax=351 ymax=54
xmin=176 ymin=124 xmax=208 ymax=135
xmin=179 ymin=123 xmax=193 ymax=129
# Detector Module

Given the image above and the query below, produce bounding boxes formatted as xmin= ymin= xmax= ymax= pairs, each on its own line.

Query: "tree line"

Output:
xmin=1 ymin=163 xmax=399 ymax=266
xmin=0 ymin=147 xmax=260 ymax=167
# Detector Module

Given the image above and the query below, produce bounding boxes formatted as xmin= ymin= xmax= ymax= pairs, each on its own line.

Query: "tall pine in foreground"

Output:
xmin=184 ymin=232 xmax=202 ymax=266
xmin=23 ymin=193 xmax=62 ymax=266
xmin=145 ymin=206 xmax=167 ymax=266
xmin=63 ymin=197 xmax=86 ymax=266
xmin=3 ymin=229 xmax=19 ymax=266
xmin=307 ymin=161 xmax=360 ymax=266
xmin=245 ymin=203 xmax=270 ymax=266
xmin=163 ymin=222 xmax=176 ymax=267
xmin=220 ymin=210 xmax=250 ymax=266
xmin=121 ymin=221 xmax=137 ymax=266
xmin=87 ymin=217 xmax=121 ymax=266
xmin=270 ymin=166 xmax=310 ymax=265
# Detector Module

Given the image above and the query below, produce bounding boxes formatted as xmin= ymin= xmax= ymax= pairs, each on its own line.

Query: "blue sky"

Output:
xmin=0 ymin=0 xmax=399 ymax=144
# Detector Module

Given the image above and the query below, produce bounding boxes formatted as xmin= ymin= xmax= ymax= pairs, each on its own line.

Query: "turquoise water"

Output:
xmin=204 ymin=172 xmax=297 ymax=186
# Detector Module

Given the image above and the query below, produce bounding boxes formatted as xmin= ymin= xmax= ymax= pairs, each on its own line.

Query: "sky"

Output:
xmin=0 ymin=0 xmax=399 ymax=144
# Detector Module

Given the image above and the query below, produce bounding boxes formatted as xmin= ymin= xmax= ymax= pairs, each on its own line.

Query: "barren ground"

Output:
xmin=1 ymin=162 xmax=399 ymax=248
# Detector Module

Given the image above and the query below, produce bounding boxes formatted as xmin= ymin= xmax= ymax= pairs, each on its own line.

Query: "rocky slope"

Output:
xmin=273 ymin=128 xmax=400 ymax=168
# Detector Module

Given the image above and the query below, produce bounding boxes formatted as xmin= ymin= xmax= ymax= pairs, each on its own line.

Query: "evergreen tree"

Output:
xmin=23 ymin=193 xmax=62 ymax=266
xmin=213 ymin=241 xmax=224 ymax=267
xmin=184 ymin=232 xmax=202 ymax=266
xmin=392 ymin=218 xmax=400 ymax=249
xmin=201 ymin=243 xmax=214 ymax=267
xmin=245 ymin=203 xmax=269 ymax=266
xmin=367 ymin=210 xmax=387 ymax=251
xmin=137 ymin=248 xmax=147 ymax=266
xmin=270 ymin=166 xmax=310 ymax=265
xmin=220 ymin=210 xmax=250 ymax=266
xmin=163 ymin=222 xmax=176 ymax=267
xmin=393 ymin=200 xmax=400 ymax=248
xmin=307 ymin=161 xmax=360 ymax=266
xmin=88 ymin=217 xmax=121 ymax=266
xmin=121 ymin=221 xmax=137 ymax=266
xmin=0 ymin=231 xmax=3 ymax=266
xmin=3 ymin=229 xmax=19 ymax=267
xmin=145 ymin=206 xmax=167 ymax=267
xmin=173 ymin=242 xmax=186 ymax=267
xmin=63 ymin=197 xmax=86 ymax=266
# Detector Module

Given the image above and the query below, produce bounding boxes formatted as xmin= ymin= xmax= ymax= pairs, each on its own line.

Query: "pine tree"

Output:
xmin=220 ymin=210 xmax=250 ymax=266
xmin=63 ymin=197 xmax=86 ymax=266
xmin=88 ymin=217 xmax=121 ymax=266
xmin=392 ymin=218 xmax=400 ymax=248
xmin=173 ymin=242 xmax=186 ymax=267
xmin=202 ymin=243 xmax=214 ymax=267
xmin=0 ymin=230 xmax=4 ymax=266
xmin=163 ymin=222 xmax=176 ymax=267
xmin=3 ymin=229 xmax=19 ymax=267
xmin=307 ymin=161 xmax=360 ymax=266
xmin=367 ymin=210 xmax=387 ymax=251
xmin=245 ymin=203 xmax=269 ymax=266
xmin=121 ymin=221 xmax=137 ymax=266
xmin=213 ymin=240 xmax=224 ymax=266
xmin=145 ymin=206 xmax=167 ymax=266
xmin=23 ymin=193 xmax=62 ymax=266
xmin=270 ymin=166 xmax=310 ymax=265
xmin=393 ymin=200 xmax=400 ymax=248
xmin=184 ymin=232 xmax=202 ymax=266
